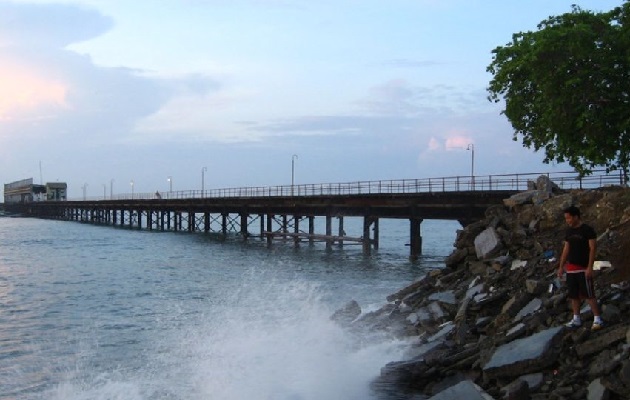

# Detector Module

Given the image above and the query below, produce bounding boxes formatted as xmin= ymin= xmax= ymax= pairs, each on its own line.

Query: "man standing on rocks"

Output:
xmin=557 ymin=205 xmax=604 ymax=330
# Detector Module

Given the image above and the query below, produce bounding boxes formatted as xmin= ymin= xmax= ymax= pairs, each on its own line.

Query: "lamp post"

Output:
xmin=102 ymin=184 xmax=107 ymax=200
xmin=130 ymin=180 xmax=134 ymax=199
xmin=81 ymin=183 xmax=88 ymax=201
xmin=110 ymin=179 xmax=114 ymax=200
xmin=167 ymin=176 xmax=172 ymax=193
xmin=467 ymin=143 xmax=475 ymax=190
xmin=201 ymin=167 xmax=207 ymax=197
xmin=291 ymin=154 xmax=298 ymax=195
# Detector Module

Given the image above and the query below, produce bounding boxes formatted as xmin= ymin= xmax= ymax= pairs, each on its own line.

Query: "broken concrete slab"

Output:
xmin=510 ymin=259 xmax=527 ymax=271
xmin=428 ymin=290 xmax=457 ymax=305
xmin=427 ymin=321 xmax=455 ymax=342
xmin=483 ymin=326 xmax=564 ymax=379
xmin=428 ymin=380 xmax=495 ymax=400
xmin=514 ymin=298 xmax=542 ymax=322
xmin=519 ymin=373 xmax=544 ymax=391
xmin=474 ymin=227 xmax=501 ymax=259
xmin=587 ymin=378 xmax=608 ymax=400
xmin=415 ymin=301 xmax=447 ymax=327
xmin=503 ymin=191 xmax=537 ymax=208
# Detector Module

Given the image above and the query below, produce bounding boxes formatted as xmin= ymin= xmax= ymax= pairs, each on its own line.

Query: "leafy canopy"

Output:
xmin=487 ymin=2 xmax=630 ymax=176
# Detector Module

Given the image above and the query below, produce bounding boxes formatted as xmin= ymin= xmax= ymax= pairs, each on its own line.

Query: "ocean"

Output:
xmin=0 ymin=216 xmax=460 ymax=400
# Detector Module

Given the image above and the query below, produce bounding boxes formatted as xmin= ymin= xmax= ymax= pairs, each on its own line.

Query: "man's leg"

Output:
xmin=586 ymin=298 xmax=601 ymax=317
xmin=571 ymin=298 xmax=582 ymax=315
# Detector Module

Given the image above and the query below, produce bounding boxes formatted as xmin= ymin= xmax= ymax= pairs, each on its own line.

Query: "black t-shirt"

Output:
xmin=564 ymin=223 xmax=596 ymax=268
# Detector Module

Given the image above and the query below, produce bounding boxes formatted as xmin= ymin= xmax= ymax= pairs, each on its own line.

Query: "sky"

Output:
xmin=0 ymin=0 xmax=624 ymax=199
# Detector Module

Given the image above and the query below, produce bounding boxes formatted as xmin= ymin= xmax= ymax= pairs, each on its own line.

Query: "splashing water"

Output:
xmin=44 ymin=275 xmax=408 ymax=400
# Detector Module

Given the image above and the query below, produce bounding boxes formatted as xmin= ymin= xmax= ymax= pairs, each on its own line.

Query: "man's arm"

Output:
xmin=558 ymin=241 xmax=569 ymax=278
xmin=585 ymin=238 xmax=597 ymax=278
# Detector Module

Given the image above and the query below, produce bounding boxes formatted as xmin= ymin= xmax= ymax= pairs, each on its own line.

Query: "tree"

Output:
xmin=487 ymin=2 xmax=630 ymax=180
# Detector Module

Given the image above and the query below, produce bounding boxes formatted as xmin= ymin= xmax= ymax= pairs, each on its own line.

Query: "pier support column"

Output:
xmin=222 ymin=214 xmax=228 ymax=237
xmin=259 ymin=214 xmax=265 ymax=239
xmin=409 ymin=218 xmax=423 ymax=260
xmin=338 ymin=217 xmax=344 ymax=247
xmin=373 ymin=218 xmax=379 ymax=250
xmin=294 ymin=215 xmax=300 ymax=247
xmin=188 ymin=212 xmax=195 ymax=232
xmin=240 ymin=213 xmax=248 ymax=239
xmin=204 ymin=212 xmax=210 ymax=233
xmin=362 ymin=217 xmax=373 ymax=255
xmin=308 ymin=216 xmax=315 ymax=246
xmin=325 ymin=216 xmax=333 ymax=250
xmin=282 ymin=215 xmax=288 ymax=240
xmin=266 ymin=214 xmax=273 ymax=247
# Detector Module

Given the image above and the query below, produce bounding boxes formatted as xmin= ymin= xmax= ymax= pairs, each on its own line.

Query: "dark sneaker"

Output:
xmin=591 ymin=321 xmax=604 ymax=331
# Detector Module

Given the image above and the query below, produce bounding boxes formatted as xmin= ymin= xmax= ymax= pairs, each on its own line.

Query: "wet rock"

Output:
xmin=428 ymin=291 xmax=457 ymax=305
xmin=428 ymin=372 xmax=468 ymax=396
xmin=330 ymin=300 xmax=361 ymax=326
xmin=415 ymin=302 xmax=448 ymax=328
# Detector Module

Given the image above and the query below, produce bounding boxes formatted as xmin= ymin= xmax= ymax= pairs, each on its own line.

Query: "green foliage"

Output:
xmin=487 ymin=2 xmax=630 ymax=177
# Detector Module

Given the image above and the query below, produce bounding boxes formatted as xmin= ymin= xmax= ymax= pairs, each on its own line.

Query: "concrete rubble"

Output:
xmin=333 ymin=176 xmax=630 ymax=399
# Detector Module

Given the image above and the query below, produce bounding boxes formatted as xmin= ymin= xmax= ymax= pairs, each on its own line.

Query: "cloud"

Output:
xmin=356 ymin=79 xmax=418 ymax=116
xmin=0 ymin=2 xmax=226 ymax=150
xmin=428 ymin=137 xmax=440 ymax=151
xmin=445 ymin=135 xmax=473 ymax=150
xmin=0 ymin=60 xmax=68 ymax=120
xmin=0 ymin=2 xmax=112 ymax=48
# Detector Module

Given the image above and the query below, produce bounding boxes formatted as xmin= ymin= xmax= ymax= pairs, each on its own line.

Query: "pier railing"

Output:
xmin=79 ymin=170 xmax=625 ymax=201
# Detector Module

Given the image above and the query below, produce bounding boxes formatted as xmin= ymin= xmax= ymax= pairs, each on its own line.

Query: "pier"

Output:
xmin=2 ymin=171 xmax=622 ymax=259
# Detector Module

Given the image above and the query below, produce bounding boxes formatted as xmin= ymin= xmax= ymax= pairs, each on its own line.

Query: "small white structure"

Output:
xmin=3 ymin=178 xmax=67 ymax=203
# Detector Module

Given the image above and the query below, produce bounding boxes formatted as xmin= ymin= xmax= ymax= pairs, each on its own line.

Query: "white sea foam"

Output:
xmin=46 ymin=273 xmax=407 ymax=400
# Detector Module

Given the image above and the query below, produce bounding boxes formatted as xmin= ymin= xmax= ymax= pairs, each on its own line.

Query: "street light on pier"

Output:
xmin=130 ymin=180 xmax=134 ymax=199
xmin=102 ymin=184 xmax=107 ymax=200
xmin=167 ymin=176 xmax=172 ymax=193
xmin=467 ymin=143 xmax=475 ymax=190
xmin=110 ymin=179 xmax=114 ymax=200
xmin=291 ymin=154 xmax=298 ymax=195
xmin=201 ymin=167 xmax=207 ymax=197
xmin=81 ymin=183 xmax=88 ymax=201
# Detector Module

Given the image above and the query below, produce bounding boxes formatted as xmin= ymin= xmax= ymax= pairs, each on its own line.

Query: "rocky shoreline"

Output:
xmin=332 ymin=176 xmax=630 ymax=400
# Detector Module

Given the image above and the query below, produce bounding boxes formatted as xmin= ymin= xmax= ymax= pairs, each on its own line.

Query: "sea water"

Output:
xmin=0 ymin=216 xmax=460 ymax=399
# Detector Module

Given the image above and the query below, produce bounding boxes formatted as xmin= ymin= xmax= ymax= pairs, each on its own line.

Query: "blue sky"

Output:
xmin=0 ymin=0 xmax=623 ymax=199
